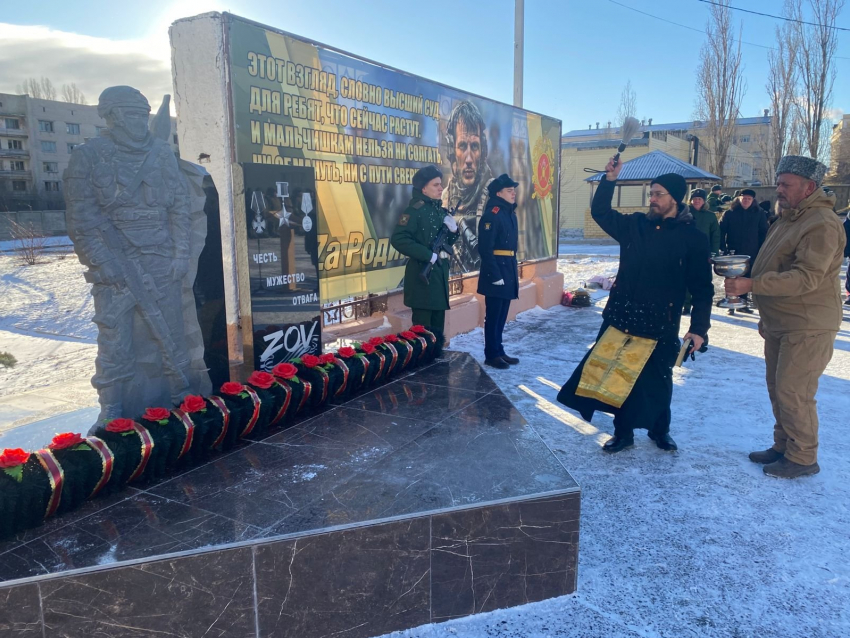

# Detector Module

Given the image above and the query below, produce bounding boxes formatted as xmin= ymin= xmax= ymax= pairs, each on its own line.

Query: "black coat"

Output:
xmin=591 ymin=177 xmax=714 ymax=339
xmin=719 ymin=202 xmax=768 ymax=260
xmin=476 ymin=196 xmax=519 ymax=299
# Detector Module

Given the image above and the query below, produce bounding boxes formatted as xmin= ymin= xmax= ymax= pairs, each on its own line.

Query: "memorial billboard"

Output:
xmin=226 ymin=14 xmax=561 ymax=303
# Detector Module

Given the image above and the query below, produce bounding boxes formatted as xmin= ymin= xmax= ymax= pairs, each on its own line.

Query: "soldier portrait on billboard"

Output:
xmin=442 ymin=100 xmax=494 ymax=273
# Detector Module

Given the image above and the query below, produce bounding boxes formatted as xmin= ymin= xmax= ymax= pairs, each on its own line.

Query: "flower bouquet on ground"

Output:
xmin=91 ymin=418 xmax=155 ymax=491
xmin=318 ymin=353 xmax=346 ymax=402
xmin=294 ymin=354 xmax=333 ymax=409
xmin=217 ymin=381 xmax=261 ymax=443
xmin=406 ymin=325 xmax=438 ymax=363
xmin=0 ymin=448 xmax=50 ymax=539
xmin=382 ymin=333 xmax=413 ymax=375
xmin=271 ymin=362 xmax=308 ymax=421
xmin=45 ymin=433 xmax=113 ymax=516
xmin=359 ymin=338 xmax=390 ymax=385
xmin=170 ymin=394 xmax=230 ymax=466
xmin=335 ymin=346 xmax=368 ymax=398
xmin=245 ymin=371 xmax=289 ymax=438
xmin=136 ymin=406 xmax=184 ymax=479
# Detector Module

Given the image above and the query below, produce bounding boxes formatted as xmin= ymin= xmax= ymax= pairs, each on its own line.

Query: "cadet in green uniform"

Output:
xmin=391 ymin=166 xmax=459 ymax=355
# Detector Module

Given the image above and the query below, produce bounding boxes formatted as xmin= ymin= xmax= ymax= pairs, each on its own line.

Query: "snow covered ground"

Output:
xmin=3 ymin=243 xmax=850 ymax=637
xmin=0 ymin=250 xmax=97 ymax=431
xmin=379 ymin=276 xmax=850 ymax=637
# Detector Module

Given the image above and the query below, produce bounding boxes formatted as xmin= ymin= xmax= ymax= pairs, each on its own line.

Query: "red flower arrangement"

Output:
xmin=383 ymin=334 xmax=399 ymax=343
xmin=0 ymin=448 xmax=30 ymax=469
xmin=360 ymin=343 xmax=376 ymax=354
xmin=247 ymin=371 xmax=275 ymax=389
xmin=105 ymin=418 xmax=136 ymax=433
xmin=401 ymin=331 xmax=417 ymax=340
xmin=320 ymin=353 xmax=337 ymax=365
xmin=337 ymin=346 xmax=357 ymax=358
xmin=272 ymin=362 xmax=298 ymax=379
xmin=180 ymin=395 xmax=207 ymax=413
xmin=411 ymin=325 xmax=427 ymax=333
xmin=221 ymin=381 xmax=246 ymax=396
xmin=48 ymin=432 xmax=85 ymax=451
xmin=142 ymin=407 xmax=171 ymax=423
xmin=368 ymin=336 xmax=384 ymax=346
xmin=301 ymin=354 xmax=321 ymax=368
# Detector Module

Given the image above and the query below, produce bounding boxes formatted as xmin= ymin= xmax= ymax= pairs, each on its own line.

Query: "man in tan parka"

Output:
xmin=726 ymin=156 xmax=846 ymax=478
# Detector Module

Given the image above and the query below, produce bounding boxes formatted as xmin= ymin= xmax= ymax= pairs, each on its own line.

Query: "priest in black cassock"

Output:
xmin=557 ymin=157 xmax=714 ymax=453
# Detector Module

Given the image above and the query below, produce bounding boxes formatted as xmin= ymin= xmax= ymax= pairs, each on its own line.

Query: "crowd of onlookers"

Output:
xmin=684 ymin=183 xmax=850 ymax=314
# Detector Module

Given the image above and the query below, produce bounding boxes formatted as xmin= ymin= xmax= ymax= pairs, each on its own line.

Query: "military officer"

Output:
xmin=477 ymin=173 xmax=520 ymax=369
xmin=391 ymin=165 xmax=459 ymax=355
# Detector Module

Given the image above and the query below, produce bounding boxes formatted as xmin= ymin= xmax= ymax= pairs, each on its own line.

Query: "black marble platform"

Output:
xmin=0 ymin=353 xmax=580 ymax=638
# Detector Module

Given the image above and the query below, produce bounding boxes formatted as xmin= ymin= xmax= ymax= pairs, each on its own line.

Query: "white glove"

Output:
xmin=443 ymin=215 xmax=458 ymax=232
xmin=493 ymin=279 xmax=505 ymax=286
xmin=430 ymin=253 xmax=439 ymax=264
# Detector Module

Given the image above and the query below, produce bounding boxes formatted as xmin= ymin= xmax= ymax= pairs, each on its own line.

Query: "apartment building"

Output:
xmin=0 ymin=92 xmax=178 ymax=211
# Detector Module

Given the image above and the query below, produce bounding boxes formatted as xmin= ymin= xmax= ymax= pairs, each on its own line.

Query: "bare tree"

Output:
xmin=616 ymin=80 xmax=637 ymax=131
xmin=761 ymin=0 xmax=800 ymax=182
xmin=792 ymin=0 xmax=845 ymax=162
xmin=15 ymin=77 xmax=57 ymax=100
xmin=695 ymin=0 xmax=747 ymax=180
xmin=8 ymin=219 xmax=47 ymax=266
xmin=61 ymin=83 xmax=87 ymax=105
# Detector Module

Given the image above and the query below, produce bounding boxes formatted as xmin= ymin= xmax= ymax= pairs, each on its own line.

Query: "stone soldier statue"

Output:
xmin=64 ymin=86 xmax=210 ymax=427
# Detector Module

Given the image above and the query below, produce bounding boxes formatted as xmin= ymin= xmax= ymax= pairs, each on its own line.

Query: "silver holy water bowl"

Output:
xmin=711 ymin=255 xmax=751 ymax=309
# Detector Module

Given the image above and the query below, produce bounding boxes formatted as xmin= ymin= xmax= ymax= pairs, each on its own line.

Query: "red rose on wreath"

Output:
xmin=368 ymin=336 xmax=384 ymax=346
xmin=272 ymin=362 xmax=298 ymax=379
xmin=301 ymin=354 xmax=321 ymax=368
xmin=0 ymin=448 xmax=31 ymax=468
xmin=142 ymin=407 xmax=171 ymax=423
xmin=320 ymin=353 xmax=336 ymax=365
xmin=401 ymin=331 xmax=417 ymax=340
xmin=384 ymin=334 xmax=399 ymax=343
xmin=247 ymin=371 xmax=275 ymax=389
xmin=360 ymin=343 xmax=376 ymax=354
xmin=337 ymin=346 xmax=357 ymax=359
xmin=221 ymin=381 xmax=245 ymax=396
xmin=411 ymin=325 xmax=426 ymax=333
xmin=180 ymin=395 xmax=207 ymax=413
xmin=105 ymin=418 xmax=136 ymax=433
xmin=48 ymin=432 xmax=85 ymax=450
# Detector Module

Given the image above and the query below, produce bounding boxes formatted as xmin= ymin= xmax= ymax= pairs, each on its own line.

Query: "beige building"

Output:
xmin=560 ymin=132 xmax=692 ymax=230
xmin=0 ymin=92 xmax=178 ymax=211
xmin=827 ymin=113 xmax=850 ymax=185
xmin=561 ymin=114 xmax=769 ymax=194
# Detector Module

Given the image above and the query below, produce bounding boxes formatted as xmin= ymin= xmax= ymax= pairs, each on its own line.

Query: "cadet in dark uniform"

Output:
xmin=477 ymin=174 xmax=520 ymax=369
xmin=391 ymin=166 xmax=459 ymax=355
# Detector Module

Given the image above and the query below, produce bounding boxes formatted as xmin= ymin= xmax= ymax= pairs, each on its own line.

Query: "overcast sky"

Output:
xmin=1 ymin=0 xmax=847 ymax=131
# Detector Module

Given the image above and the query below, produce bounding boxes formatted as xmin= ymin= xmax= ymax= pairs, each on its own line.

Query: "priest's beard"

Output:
xmin=648 ymin=200 xmax=677 ymax=220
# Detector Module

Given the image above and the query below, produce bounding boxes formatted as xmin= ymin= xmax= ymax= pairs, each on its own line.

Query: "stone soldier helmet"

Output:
xmin=97 ymin=86 xmax=151 ymax=118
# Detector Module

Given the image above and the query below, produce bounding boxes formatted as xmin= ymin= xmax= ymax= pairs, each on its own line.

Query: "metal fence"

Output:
xmin=0 ymin=210 xmax=68 ymax=241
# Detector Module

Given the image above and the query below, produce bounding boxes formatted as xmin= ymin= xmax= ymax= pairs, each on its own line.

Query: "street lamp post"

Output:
xmin=514 ymin=0 xmax=524 ymax=108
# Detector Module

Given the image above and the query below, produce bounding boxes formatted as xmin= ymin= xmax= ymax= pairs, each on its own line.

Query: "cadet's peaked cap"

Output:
xmin=776 ymin=155 xmax=828 ymax=186
xmin=412 ymin=165 xmax=443 ymax=190
xmin=98 ymin=86 xmax=151 ymax=118
xmin=650 ymin=173 xmax=687 ymax=204
xmin=690 ymin=188 xmax=707 ymax=200
xmin=488 ymin=173 xmax=520 ymax=195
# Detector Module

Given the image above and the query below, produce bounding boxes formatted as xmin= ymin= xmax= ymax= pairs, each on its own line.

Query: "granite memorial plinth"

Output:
xmin=0 ymin=354 xmax=580 ymax=638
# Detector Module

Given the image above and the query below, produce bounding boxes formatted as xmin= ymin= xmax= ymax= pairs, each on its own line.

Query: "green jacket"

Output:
xmin=706 ymin=192 xmax=723 ymax=213
xmin=690 ymin=204 xmax=721 ymax=255
xmin=391 ymin=189 xmax=459 ymax=310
